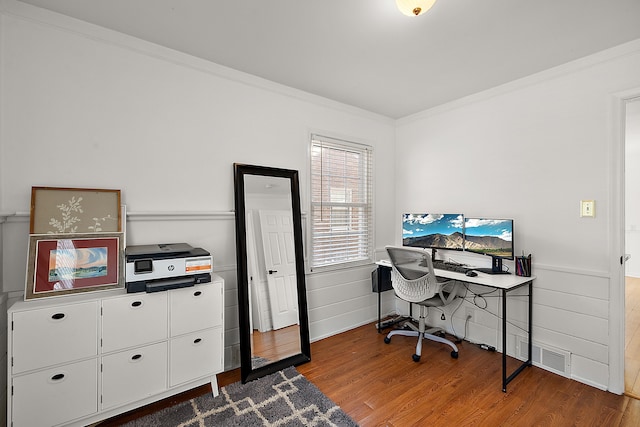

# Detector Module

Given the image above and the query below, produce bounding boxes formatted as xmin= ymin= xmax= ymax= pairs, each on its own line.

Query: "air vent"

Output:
xmin=516 ymin=336 xmax=571 ymax=377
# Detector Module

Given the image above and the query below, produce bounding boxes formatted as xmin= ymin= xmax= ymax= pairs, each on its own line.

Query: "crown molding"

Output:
xmin=0 ymin=0 xmax=393 ymax=125
xmin=398 ymin=38 xmax=640 ymax=125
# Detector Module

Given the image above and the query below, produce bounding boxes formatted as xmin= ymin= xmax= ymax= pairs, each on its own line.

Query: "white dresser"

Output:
xmin=7 ymin=274 xmax=224 ymax=427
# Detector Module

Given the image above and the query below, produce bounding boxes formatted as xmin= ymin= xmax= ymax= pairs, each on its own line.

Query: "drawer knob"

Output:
xmin=51 ymin=373 xmax=65 ymax=381
xmin=194 ymin=291 xmax=202 ymax=297
xmin=51 ymin=313 xmax=65 ymax=320
xmin=194 ymin=338 xmax=202 ymax=344
xmin=131 ymin=301 xmax=143 ymax=308
xmin=131 ymin=354 xmax=142 ymax=361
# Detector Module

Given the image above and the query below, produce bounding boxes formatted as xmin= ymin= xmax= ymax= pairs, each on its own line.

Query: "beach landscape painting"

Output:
xmin=25 ymin=233 xmax=123 ymax=300
xmin=48 ymin=246 xmax=108 ymax=283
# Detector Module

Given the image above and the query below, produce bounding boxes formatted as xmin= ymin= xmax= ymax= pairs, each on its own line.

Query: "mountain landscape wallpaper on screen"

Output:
xmin=402 ymin=214 xmax=464 ymax=249
xmin=402 ymin=214 xmax=513 ymax=258
xmin=464 ymin=218 xmax=513 ymax=258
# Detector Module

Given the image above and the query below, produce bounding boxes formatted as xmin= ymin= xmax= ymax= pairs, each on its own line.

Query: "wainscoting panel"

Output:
xmin=392 ymin=256 xmax=613 ymax=389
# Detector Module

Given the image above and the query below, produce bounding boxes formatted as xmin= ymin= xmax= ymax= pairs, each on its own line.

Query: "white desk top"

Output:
xmin=376 ymin=259 xmax=534 ymax=290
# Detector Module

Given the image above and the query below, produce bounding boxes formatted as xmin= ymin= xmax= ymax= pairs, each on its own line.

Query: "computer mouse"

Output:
xmin=466 ymin=270 xmax=478 ymax=277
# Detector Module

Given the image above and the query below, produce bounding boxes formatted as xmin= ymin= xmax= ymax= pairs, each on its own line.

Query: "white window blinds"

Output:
xmin=310 ymin=135 xmax=374 ymax=269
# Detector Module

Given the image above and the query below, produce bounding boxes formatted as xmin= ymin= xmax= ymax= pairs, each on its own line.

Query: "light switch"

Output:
xmin=580 ymin=200 xmax=595 ymax=217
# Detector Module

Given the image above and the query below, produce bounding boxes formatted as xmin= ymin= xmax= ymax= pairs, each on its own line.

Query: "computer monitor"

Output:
xmin=402 ymin=213 xmax=464 ymax=257
xmin=464 ymin=218 xmax=514 ymax=274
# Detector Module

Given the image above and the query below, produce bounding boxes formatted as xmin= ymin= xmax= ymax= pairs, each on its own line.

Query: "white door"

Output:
xmin=259 ymin=210 xmax=299 ymax=330
xmin=624 ymin=97 xmax=640 ymax=395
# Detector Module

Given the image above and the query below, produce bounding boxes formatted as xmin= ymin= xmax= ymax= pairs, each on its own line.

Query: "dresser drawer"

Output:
xmin=170 ymin=328 xmax=222 ymax=386
xmin=7 ymin=274 xmax=225 ymax=427
xmin=101 ymin=341 xmax=168 ymax=410
xmin=102 ymin=292 xmax=168 ymax=353
xmin=11 ymin=301 xmax=98 ymax=374
xmin=170 ymin=281 xmax=222 ymax=337
xmin=11 ymin=358 xmax=98 ymax=426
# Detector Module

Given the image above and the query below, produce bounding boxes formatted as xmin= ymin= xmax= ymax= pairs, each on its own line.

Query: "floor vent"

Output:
xmin=516 ymin=336 xmax=571 ymax=378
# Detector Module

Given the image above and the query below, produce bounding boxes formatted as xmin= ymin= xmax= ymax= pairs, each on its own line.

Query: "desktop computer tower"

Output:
xmin=372 ymin=267 xmax=393 ymax=293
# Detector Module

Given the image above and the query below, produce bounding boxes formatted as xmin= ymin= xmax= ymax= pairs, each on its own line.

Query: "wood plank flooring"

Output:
xmin=252 ymin=324 xmax=300 ymax=362
xmin=99 ymin=321 xmax=640 ymax=426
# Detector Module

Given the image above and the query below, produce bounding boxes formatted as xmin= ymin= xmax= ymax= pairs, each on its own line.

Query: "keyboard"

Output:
xmin=432 ymin=259 xmax=469 ymax=274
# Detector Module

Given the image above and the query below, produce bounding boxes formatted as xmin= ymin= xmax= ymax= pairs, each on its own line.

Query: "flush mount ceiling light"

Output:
xmin=396 ymin=0 xmax=437 ymax=16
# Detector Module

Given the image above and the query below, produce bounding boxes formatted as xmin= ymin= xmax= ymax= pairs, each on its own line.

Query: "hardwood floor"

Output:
xmin=99 ymin=321 xmax=640 ymax=426
xmin=252 ymin=325 xmax=300 ymax=362
xmin=626 ymin=276 xmax=640 ymax=397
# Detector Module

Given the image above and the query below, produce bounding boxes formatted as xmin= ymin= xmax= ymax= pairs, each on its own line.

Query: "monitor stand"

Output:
xmin=474 ymin=257 xmax=511 ymax=275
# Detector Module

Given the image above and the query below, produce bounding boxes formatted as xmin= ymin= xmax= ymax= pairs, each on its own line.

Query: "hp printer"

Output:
xmin=125 ymin=243 xmax=212 ymax=293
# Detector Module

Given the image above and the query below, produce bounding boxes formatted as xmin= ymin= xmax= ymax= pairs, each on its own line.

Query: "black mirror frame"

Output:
xmin=233 ymin=163 xmax=311 ymax=383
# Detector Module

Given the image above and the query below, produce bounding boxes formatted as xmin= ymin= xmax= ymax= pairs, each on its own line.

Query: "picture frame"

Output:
xmin=25 ymin=232 xmax=124 ymax=300
xmin=30 ymin=187 xmax=122 ymax=234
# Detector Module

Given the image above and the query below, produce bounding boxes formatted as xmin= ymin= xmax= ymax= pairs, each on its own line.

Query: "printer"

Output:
xmin=125 ymin=243 xmax=212 ymax=293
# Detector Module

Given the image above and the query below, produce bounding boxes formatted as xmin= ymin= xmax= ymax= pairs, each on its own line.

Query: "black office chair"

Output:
xmin=384 ymin=245 xmax=461 ymax=362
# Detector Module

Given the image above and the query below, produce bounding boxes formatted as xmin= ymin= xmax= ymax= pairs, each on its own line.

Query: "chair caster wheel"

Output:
xmin=384 ymin=337 xmax=391 ymax=344
xmin=412 ymin=354 xmax=421 ymax=362
xmin=451 ymin=351 xmax=459 ymax=359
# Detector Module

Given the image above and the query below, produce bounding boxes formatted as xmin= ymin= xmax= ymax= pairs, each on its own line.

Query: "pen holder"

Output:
xmin=515 ymin=254 xmax=532 ymax=277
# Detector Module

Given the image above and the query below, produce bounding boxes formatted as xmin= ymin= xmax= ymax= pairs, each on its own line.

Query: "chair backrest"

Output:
xmin=385 ymin=245 xmax=441 ymax=303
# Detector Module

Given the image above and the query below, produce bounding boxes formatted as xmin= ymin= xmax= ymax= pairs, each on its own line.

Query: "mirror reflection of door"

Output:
xmin=244 ymin=175 xmax=302 ymax=369
xmin=259 ymin=210 xmax=299 ymax=330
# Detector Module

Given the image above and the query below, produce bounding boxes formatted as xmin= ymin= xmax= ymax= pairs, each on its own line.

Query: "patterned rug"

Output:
xmin=122 ymin=366 xmax=358 ymax=426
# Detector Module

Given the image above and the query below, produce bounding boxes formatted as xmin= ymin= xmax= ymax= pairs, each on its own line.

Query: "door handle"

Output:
xmin=268 ymin=270 xmax=278 ymax=274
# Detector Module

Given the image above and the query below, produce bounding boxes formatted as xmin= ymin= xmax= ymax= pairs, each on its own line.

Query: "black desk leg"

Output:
xmin=528 ymin=281 xmax=533 ymax=368
xmin=502 ymin=281 xmax=533 ymax=392
xmin=502 ymin=288 xmax=507 ymax=392
xmin=377 ymin=282 xmax=382 ymax=333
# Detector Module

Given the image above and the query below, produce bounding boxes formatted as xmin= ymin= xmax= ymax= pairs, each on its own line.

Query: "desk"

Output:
xmin=375 ymin=261 xmax=534 ymax=392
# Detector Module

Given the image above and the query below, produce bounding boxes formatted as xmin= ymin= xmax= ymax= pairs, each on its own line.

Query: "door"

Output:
xmin=625 ymin=97 xmax=640 ymax=397
xmin=259 ymin=210 xmax=299 ymax=330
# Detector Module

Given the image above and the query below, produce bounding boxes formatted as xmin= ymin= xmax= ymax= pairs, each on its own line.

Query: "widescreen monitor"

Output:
xmin=402 ymin=213 xmax=464 ymax=251
xmin=464 ymin=218 xmax=514 ymax=273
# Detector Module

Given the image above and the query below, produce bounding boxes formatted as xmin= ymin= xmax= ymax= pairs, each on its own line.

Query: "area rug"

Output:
xmin=122 ymin=366 xmax=358 ymax=426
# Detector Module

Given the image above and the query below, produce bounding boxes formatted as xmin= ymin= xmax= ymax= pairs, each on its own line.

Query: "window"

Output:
xmin=310 ymin=134 xmax=373 ymax=270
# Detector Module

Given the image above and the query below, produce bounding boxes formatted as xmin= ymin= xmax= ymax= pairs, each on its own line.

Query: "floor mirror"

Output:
xmin=233 ymin=163 xmax=311 ymax=383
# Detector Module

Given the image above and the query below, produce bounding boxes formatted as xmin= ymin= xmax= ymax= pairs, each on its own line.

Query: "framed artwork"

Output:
xmin=25 ymin=232 xmax=124 ymax=300
xmin=30 ymin=187 xmax=122 ymax=234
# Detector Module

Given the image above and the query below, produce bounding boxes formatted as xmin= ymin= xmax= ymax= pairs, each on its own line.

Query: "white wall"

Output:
xmin=0 ymin=1 xmax=397 ymax=371
xmin=395 ymin=40 xmax=640 ymax=391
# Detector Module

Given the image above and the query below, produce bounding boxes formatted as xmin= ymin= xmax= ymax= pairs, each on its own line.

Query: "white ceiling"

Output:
xmin=17 ymin=0 xmax=640 ymax=119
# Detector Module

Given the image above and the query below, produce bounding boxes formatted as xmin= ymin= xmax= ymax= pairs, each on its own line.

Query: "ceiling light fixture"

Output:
xmin=396 ymin=0 xmax=437 ymax=16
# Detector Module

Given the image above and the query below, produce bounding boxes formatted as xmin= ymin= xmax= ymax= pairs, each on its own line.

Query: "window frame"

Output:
xmin=308 ymin=134 xmax=374 ymax=272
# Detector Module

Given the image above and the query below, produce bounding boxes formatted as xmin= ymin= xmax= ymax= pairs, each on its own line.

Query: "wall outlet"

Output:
xmin=465 ymin=307 xmax=475 ymax=321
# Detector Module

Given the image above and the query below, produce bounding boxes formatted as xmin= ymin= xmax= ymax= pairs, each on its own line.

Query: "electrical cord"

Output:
xmin=458 ymin=296 xmax=530 ymax=335
xmin=449 ymin=284 xmax=467 ymax=342
xmin=425 ymin=280 xmax=529 ymax=343
xmin=459 ymin=283 xmax=531 ymax=335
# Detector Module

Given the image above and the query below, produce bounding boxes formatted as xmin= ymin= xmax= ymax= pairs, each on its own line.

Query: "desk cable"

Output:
xmin=459 ymin=283 xmax=531 ymax=336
